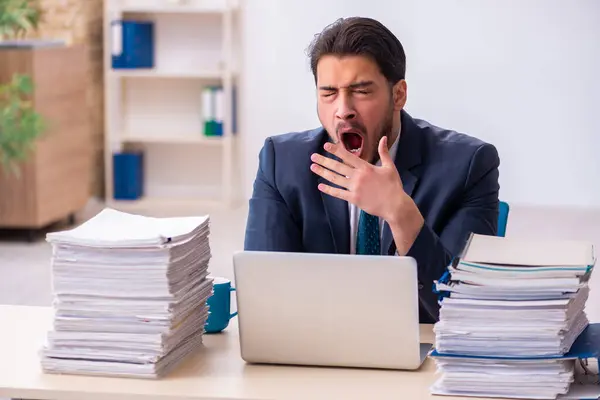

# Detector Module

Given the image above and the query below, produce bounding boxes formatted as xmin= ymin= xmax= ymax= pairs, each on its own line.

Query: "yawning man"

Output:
xmin=243 ymin=16 xmax=501 ymax=323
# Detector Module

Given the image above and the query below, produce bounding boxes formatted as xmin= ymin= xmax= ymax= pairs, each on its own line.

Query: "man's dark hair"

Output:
xmin=307 ymin=17 xmax=406 ymax=85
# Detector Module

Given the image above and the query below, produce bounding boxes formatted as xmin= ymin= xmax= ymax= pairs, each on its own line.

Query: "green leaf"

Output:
xmin=0 ymin=71 xmax=45 ymax=176
xmin=14 ymin=74 xmax=33 ymax=94
xmin=0 ymin=0 xmax=42 ymax=40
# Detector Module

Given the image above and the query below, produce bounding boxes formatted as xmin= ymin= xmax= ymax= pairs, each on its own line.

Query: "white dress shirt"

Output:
xmin=348 ymin=128 xmax=401 ymax=254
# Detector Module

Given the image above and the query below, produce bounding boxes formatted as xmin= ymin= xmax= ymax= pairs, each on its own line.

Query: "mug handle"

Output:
xmin=229 ymin=287 xmax=238 ymax=319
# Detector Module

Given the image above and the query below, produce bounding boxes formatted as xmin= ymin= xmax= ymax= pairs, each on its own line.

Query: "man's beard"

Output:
xmin=368 ymin=107 xmax=395 ymax=164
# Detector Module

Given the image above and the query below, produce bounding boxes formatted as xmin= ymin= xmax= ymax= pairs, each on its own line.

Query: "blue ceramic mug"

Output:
xmin=205 ymin=276 xmax=238 ymax=333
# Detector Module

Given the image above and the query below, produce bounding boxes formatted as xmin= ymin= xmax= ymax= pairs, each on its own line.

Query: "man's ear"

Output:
xmin=392 ymin=79 xmax=407 ymax=111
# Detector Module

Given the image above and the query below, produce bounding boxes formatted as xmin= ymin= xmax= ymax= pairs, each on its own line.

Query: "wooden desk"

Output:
xmin=0 ymin=305 xmax=473 ymax=400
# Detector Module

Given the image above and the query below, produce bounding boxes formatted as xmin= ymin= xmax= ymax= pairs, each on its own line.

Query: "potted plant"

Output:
xmin=0 ymin=0 xmax=46 ymax=176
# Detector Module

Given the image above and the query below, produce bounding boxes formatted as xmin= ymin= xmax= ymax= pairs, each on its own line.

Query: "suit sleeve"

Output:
xmin=405 ymin=143 xmax=500 ymax=322
xmin=244 ymin=138 xmax=304 ymax=252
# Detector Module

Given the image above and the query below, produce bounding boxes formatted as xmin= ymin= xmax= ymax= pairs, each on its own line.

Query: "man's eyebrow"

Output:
xmin=318 ymin=85 xmax=337 ymax=91
xmin=318 ymin=81 xmax=375 ymax=91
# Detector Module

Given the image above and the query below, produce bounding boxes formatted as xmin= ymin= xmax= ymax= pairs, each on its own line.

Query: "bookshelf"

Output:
xmin=103 ymin=0 xmax=241 ymax=214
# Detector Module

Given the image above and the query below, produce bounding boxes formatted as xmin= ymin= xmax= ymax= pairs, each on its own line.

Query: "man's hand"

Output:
xmin=310 ymin=136 xmax=402 ymax=221
xmin=310 ymin=136 xmax=424 ymax=255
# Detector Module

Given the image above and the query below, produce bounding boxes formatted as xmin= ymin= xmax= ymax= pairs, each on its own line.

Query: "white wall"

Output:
xmin=239 ymin=0 xmax=600 ymax=207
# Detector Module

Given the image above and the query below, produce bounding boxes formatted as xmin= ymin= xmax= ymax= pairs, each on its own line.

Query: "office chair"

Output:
xmin=497 ymin=201 xmax=510 ymax=237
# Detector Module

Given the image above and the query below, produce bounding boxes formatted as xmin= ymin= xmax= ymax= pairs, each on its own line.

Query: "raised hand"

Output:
xmin=310 ymin=136 xmax=402 ymax=221
xmin=310 ymin=136 xmax=424 ymax=254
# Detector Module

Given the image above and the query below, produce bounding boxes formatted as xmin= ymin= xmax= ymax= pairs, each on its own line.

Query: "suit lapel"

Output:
xmin=320 ymin=180 xmax=350 ymax=254
xmin=317 ymin=133 xmax=350 ymax=254
xmin=381 ymin=110 xmax=423 ymax=255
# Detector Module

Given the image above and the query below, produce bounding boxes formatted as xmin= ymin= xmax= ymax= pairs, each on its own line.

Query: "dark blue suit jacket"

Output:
xmin=244 ymin=110 xmax=500 ymax=323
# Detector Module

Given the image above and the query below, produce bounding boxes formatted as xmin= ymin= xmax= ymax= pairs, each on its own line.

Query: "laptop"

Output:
xmin=232 ymin=250 xmax=432 ymax=370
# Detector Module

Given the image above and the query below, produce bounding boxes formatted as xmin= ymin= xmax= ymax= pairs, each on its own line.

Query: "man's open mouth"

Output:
xmin=340 ymin=131 xmax=364 ymax=157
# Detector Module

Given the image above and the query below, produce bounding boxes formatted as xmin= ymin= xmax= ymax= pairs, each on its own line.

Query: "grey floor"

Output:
xmin=1 ymin=199 xmax=600 ymax=323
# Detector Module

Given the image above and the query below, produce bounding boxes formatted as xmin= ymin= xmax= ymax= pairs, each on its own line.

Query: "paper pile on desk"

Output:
xmin=430 ymin=233 xmax=596 ymax=399
xmin=39 ymin=208 xmax=213 ymax=379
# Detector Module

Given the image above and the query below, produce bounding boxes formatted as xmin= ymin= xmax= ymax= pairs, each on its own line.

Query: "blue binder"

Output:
xmin=113 ymin=151 xmax=144 ymax=200
xmin=111 ymin=20 xmax=154 ymax=69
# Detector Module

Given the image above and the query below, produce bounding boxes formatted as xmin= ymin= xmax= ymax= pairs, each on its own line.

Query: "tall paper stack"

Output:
xmin=430 ymin=233 xmax=596 ymax=399
xmin=39 ymin=208 xmax=214 ymax=379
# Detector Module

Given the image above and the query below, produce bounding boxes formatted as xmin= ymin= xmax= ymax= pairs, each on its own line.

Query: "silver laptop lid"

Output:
xmin=232 ymin=251 xmax=427 ymax=370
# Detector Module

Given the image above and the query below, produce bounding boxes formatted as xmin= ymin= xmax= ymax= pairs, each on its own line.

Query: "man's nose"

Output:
xmin=335 ymin=95 xmax=356 ymax=120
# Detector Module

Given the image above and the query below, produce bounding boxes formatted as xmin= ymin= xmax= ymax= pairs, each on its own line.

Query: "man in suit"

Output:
xmin=244 ymin=17 xmax=500 ymax=323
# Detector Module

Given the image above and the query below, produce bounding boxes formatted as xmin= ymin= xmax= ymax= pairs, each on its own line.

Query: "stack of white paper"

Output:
xmin=431 ymin=233 xmax=596 ymax=399
xmin=432 ymin=357 xmax=576 ymax=399
xmin=39 ymin=208 xmax=213 ymax=379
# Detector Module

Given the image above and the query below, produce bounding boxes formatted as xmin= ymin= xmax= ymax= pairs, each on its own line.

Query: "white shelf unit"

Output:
xmin=103 ymin=0 xmax=241 ymax=214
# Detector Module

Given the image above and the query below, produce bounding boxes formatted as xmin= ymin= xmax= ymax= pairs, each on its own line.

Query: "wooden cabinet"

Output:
xmin=0 ymin=44 xmax=92 ymax=229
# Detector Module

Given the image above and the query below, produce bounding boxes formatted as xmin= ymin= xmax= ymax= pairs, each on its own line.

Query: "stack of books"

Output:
xmin=39 ymin=208 xmax=213 ymax=379
xmin=430 ymin=233 xmax=596 ymax=399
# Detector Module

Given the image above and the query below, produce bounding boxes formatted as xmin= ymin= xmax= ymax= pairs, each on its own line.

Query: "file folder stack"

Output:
xmin=39 ymin=208 xmax=213 ymax=379
xmin=431 ymin=233 xmax=596 ymax=399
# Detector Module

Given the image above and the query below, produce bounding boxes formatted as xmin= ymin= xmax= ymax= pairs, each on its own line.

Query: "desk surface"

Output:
xmin=0 ymin=305 xmax=478 ymax=400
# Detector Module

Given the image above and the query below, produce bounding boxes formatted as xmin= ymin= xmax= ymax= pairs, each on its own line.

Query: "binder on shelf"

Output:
xmin=201 ymin=85 xmax=237 ymax=137
xmin=113 ymin=151 xmax=144 ymax=200
xmin=111 ymin=20 xmax=154 ymax=69
xmin=202 ymin=86 xmax=216 ymax=137
xmin=214 ymin=86 xmax=224 ymax=136
xmin=232 ymin=85 xmax=238 ymax=135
